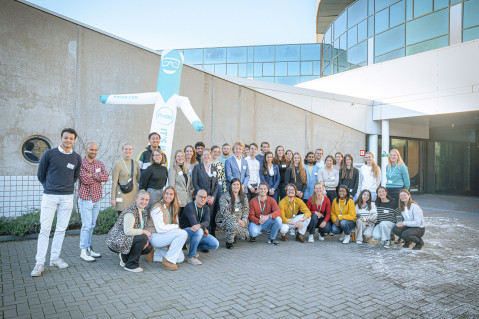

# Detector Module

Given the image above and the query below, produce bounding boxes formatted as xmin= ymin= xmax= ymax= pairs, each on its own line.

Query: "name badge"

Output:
xmin=235 ymin=207 xmax=240 ymax=212
xmin=213 ymin=171 xmax=217 ymax=176
xmin=219 ymin=181 xmax=223 ymax=185
xmin=331 ymin=176 xmax=335 ymax=181
xmin=281 ymin=165 xmax=286 ymax=168
xmin=116 ymin=198 xmax=123 ymax=202
xmin=128 ymin=178 xmax=132 ymax=183
xmin=178 ymin=171 xmax=183 ymax=176
xmin=314 ymin=172 xmax=318 ymax=175
xmin=384 ymin=210 xmax=389 ymax=214
xmin=373 ymin=184 xmax=377 ymax=188
xmin=243 ymin=166 xmax=246 ymax=170
xmin=95 ymin=168 xmax=101 ymax=173
xmin=67 ymin=163 xmax=74 ymax=169
xmin=350 ymin=189 xmax=353 ymax=193
xmin=387 ymin=180 xmax=392 ymax=184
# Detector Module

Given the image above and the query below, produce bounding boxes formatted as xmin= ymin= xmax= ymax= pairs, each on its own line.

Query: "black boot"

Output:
xmin=226 ymin=242 xmax=233 ymax=249
xmin=412 ymin=239 xmax=424 ymax=250
xmin=402 ymin=241 xmax=412 ymax=248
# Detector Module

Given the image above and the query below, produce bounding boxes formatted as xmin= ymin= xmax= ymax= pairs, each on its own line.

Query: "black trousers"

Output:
xmin=121 ymin=234 xmax=152 ymax=269
xmin=392 ymin=226 xmax=425 ymax=244
xmin=307 ymin=214 xmax=333 ymax=235
xmin=326 ymin=190 xmax=337 ymax=204
xmin=386 ymin=187 xmax=402 ymax=202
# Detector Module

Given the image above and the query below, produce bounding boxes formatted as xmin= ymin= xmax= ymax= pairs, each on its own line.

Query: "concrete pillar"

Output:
xmin=368 ymin=134 xmax=378 ymax=163
xmin=381 ymin=120 xmax=390 ymax=186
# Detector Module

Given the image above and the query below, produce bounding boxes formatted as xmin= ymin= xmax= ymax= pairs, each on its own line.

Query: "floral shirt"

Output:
xmin=212 ymin=161 xmax=227 ymax=193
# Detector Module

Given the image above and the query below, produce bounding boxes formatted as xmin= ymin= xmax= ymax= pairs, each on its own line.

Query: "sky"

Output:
xmin=26 ymin=0 xmax=318 ymax=50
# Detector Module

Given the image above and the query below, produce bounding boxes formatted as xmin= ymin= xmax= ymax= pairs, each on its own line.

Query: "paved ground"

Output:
xmin=1 ymin=194 xmax=478 ymax=319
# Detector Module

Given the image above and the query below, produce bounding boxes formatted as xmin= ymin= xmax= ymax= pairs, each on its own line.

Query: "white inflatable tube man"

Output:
xmin=100 ymin=49 xmax=204 ymax=162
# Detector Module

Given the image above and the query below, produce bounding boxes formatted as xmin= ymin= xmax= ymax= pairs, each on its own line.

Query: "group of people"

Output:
xmin=30 ymin=128 xmax=426 ymax=276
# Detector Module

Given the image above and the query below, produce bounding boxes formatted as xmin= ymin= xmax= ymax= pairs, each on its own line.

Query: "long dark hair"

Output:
xmin=273 ymin=146 xmax=288 ymax=166
xmin=355 ymin=189 xmax=372 ymax=211
xmin=228 ymin=178 xmax=246 ymax=211
xmin=340 ymin=154 xmax=354 ymax=180
xmin=335 ymin=184 xmax=350 ymax=205
xmin=262 ymin=151 xmax=274 ymax=176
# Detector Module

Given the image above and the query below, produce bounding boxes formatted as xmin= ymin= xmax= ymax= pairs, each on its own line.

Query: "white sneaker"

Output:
xmin=31 ymin=263 xmax=44 ymax=277
xmin=80 ymin=249 xmax=96 ymax=262
xmin=308 ymin=235 xmax=314 ymax=243
xmin=339 ymin=232 xmax=345 ymax=242
xmin=187 ymin=256 xmax=202 ymax=265
xmin=124 ymin=267 xmax=143 ymax=273
xmin=87 ymin=246 xmax=101 ymax=258
xmin=356 ymin=240 xmax=363 ymax=245
xmin=318 ymin=234 xmax=325 ymax=241
xmin=289 ymin=229 xmax=296 ymax=236
xmin=119 ymin=253 xmax=125 ymax=267
xmin=342 ymin=234 xmax=351 ymax=244
xmin=49 ymin=258 xmax=69 ymax=269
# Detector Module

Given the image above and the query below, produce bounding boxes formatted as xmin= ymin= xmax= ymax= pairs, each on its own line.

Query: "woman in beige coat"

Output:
xmin=111 ymin=143 xmax=141 ymax=214
xmin=168 ymin=150 xmax=193 ymax=217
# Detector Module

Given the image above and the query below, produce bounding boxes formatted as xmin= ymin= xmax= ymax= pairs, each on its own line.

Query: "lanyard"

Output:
xmin=338 ymin=199 xmax=347 ymax=215
xmin=288 ymin=200 xmax=296 ymax=215
xmin=258 ymin=197 xmax=266 ymax=215
xmin=317 ymin=196 xmax=324 ymax=212
xmin=122 ymin=158 xmax=131 ymax=178
xmin=166 ymin=205 xmax=172 ymax=224
xmin=194 ymin=203 xmax=204 ymax=222
xmin=387 ymin=165 xmax=398 ymax=179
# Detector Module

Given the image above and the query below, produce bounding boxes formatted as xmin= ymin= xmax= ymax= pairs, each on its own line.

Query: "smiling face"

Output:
xmin=345 ymin=156 xmax=352 ymax=167
xmin=231 ymin=180 xmax=241 ymax=194
xmin=212 ymin=147 xmax=220 ymax=160
xmin=160 ymin=52 xmax=182 ymax=75
xmin=152 ymin=151 xmax=163 ymax=164
xmin=249 ymin=144 xmax=257 ymax=157
xmin=85 ymin=143 xmax=97 ymax=160
xmin=365 ymin=153 xmax=372 ymax=165
xmin=325 ymin=157 xmax=333 ymax=168
xmin=314 ymin=183 xmax=323 ymax=196
xmin=335 ymin=153 xmax=343 ymax=165
xmin=315 ymin=149 xmax=323 ymax=161
xmin=175 ymin=151 xmax=185 ymax=165
xmin=277 ymin=147 xmax=284 ymax=157
xmin=195 ymin=190 xmax=208 ymax=207
xmin=286 ymin=150 xmax=293 ymax=161
xmin=306 ymin=153 xmax=315 ymax=164
xmin=122 ymin=144 xmax=133 ymax=159
xmin=377 ymin=187 xmax=387 ymax=199
xmin=261 ymin=143 xmax=269 ymax=154
xmin=389 ymin=150 xmax=398 ymax=164
xmin=286 ymin=186 xmax=296 ymax=198
xmin=361 ymin=191 xmax=370 ymax=202
xmin=149 ymin=134 xmax=160 ymax=149
xmin=338 ymin=188 xmax=347 ymax=199
xmin=265 ymin=153 xmax=273 ymax=164
xmin=61 ymin=132 xmax=76 ymax=151
xmin=258 ymin=184 xmax=268 ymax=196
xmin=196 ymin=145 xmax=204 ymax=156
xmin=399 ymin=191 xmax=410 ymax=203
xmin=222 ymin=145 xmax=231 ymax=156
xmin=202 ymin=149 xmax=211 ymax=162
xmin=184 ymin=146 xmax=194 ymax=160
xmin=293 ymin=154 xmax=300 ymax=165
xmin=234 ymin=146 xmax=243 ymax=158
xmin=164 ymin=188 xmax=175 ymax=204
xmin=136 ymin=193 xmax=150 ymax=209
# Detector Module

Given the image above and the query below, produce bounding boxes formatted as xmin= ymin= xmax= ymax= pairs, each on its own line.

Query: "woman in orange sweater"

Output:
xmin=330 ymin=184 xmax=356 ymax=244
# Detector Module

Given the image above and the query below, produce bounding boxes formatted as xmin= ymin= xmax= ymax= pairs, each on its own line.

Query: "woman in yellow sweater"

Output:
xmin=331 ymin=185 xmax=356 ymax=244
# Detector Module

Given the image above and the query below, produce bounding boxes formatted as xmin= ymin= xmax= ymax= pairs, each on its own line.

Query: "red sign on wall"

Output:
xmin=360 ymin=150 xmax=365 ymax=156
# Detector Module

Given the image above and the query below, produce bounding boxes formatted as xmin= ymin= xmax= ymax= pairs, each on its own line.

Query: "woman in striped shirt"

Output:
xmin=372 ymin=186 xmax=402 ymax=248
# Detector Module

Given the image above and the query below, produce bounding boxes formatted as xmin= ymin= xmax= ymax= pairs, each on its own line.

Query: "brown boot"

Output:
xmin=161 ymin=257 xmax=178 ymax=271
xmin=281 ymin=235 xmax=288 ymax=241
xmin=296 ymin=233 xmax=306 ymax=243
xmin=145 ymin=248 xmax=154 ymax=262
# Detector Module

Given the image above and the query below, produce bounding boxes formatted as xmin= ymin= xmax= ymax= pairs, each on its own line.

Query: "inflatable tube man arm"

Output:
xmin=176 ymin=96 xmax=204 ymax=131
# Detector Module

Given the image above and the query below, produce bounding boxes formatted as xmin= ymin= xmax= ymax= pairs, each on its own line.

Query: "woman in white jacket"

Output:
xmin=392 ymin=189 xmax=426 ymax=250
xmin=358 ymin=152 xmax=381 ymax=201
xmin=354 ymin=189 xmax=377 ymax=244
xmin=146 ymin=186 xmax=188 ymax=270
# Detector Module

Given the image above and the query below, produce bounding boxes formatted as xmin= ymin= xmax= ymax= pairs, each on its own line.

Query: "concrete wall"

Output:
xmin=0 ymin=0 xmax=365 ymax=215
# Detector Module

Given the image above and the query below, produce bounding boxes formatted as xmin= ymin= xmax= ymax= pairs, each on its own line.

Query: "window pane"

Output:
xmin=358 ymin=19 xmax=368 ymax=41
xmin=254 ymin=46 xmax=275 ymax=62
xmin=275 ymin=76 xmax=299 ymax=85
xmin=323 ymin=63 xmax=332 ymax=76
xmin=263 ymin=62 xmax=275 ymax=76
xmin=276 ymin=45 xmax=300 ymax=61
xmin=390 ymin=0 xmax=405 ymax=27
xmin=375 ymin=8 xmax=389 ymax=34
xmin=227 ymin=64 xmax=238 ymax=76
xmin=464 ymin=0 xmax=479 ymax=29
xmin=248 ymin=47 xmax=254 ymax=61
xmin=183 ymin=49 xmax=203 ymax=64
xmin=434 ymin=0 xmax=448 ymax=10
xmin=275 ymin=62 xmax=287 ymax=76
xmin=203 ymin=64 xmax=214 ymax=73
xmin=300 ymin=44 xmax=322 ymax=60
xmin=406 ymin=9 xmax=449 ymax=45
xmin=368 ymin=15 xmax=375 ymax=37
xmin=254 ymin=63 xmax=262 ymax=76
xmin=238 ymin=63 xmax=247 ymax=77
xmin=247 ymin=63 xmax=253 ymax=77
xmin=348 ymin=0 xmax=368 ymax=27
xmin=375 ymin=0 xmax=396 ymax=11
xmin=313 ymin=61 xmax=321 ymax=75
xmin=374 ymin=47 xmax=404 ymax=63
xmin=340 ymin=33 xmax=347 ymax=50
xmin=414 ymin=0 xmax=433 ymax=18
xmin=301 ymin=61 xmax=313 ymax=75
xmin=227 ymin=47 xmax=247 ymax=63
xmin=348 ymin=41 xmax=368 ymax=65
xmin=325 ymin=26 xmax=332 ymax=44
xmin=204 ymin=48 xmax=226 ymax=64
xmin=214 ymin=64 xmax=226 ymax=74
xmin=463 ymin=25 xmax=479 ymax=42
xmin=369 ymin=0 xmax=375 ymax=15
xmin=348 ymin=26 xmax=358 ymax=48
xmin=375 ymin=24 xmax=405 ymax=56
xmin=406 ymin=35 xmax=448 ymax=55
xmin=406 ymin=0 xmax=413 ymax=20
xmin=334 ymin=12 xmax=347 ymax=39
xmin=288 ymin=62 xmax=300 ymax=76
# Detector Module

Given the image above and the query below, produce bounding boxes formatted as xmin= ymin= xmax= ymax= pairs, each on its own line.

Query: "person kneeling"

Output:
xmin=278 ymin=184 xmax=311 ymax=243
xmin=216 ymin=178 xmax=250 ymax=249
xmin=146 ymin=186 xmax=188 ymax=271
xmin=330 ymin=185 xmax=356 ymax=244
xmin=392 ymin=189 xmax=425 ymax=250
xmin=106 ymin=190 xmax=152 ymax=273
xmin=179 ymin=190 xmax=219 ymax=264
xmin=248 ymin=182 xmax=282 ymax=245
xmin=355 ymin=190 xmax=377 ymax=244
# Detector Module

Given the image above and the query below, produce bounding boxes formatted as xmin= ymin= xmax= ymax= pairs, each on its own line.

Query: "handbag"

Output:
xmin=119 ymin=159 xmax=134 ymax=194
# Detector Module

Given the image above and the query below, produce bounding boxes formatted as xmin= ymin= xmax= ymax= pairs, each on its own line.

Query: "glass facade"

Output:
xmin=321 ymin=0 xmax=479 ymax=76
xmin=174 ymin=43 xmax=321 ymax=86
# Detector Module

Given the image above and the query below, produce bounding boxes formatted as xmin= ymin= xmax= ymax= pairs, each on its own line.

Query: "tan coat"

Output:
xmin=168 ymin=166 xmax=192 ymax=207
xmin=111 ymin=158 xmax=141 ymax=212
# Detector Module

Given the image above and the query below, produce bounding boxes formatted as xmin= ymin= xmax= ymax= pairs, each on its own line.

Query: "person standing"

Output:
xmin=78 ymin=142 xmax=109 ymax=262
xmin=255 ymin=141 xmax=270 ymax=164
xmin=333 ymin=152 xmax=343 ymax=171
xmin=339 ymin=154 xmax=359 ymax=200
xmin=285 ymin=150 xmax=293 ymax=162
xmin=358 ymin=152 xmax=381 ymax=201
xmin=284 ymin=153 xmax=307 ymax=200
xmin=192 ymin=148 xmax=219 ymax=207
xmin=140 ymin=150 xmax=168 ymax=213
xmin=31 ymin=128 xmax=82 ymax=277
xmin=245 ymin=143 xmax=261 ymax=201
xmin=138 ymin=132 xmax=168 ymax=173
xmin=314 ymin=148 xmax=325 ymax=170
xmin=111 ymin=143 xmax=141 ymax=215
xmin=248 ymin=183 xmax=282 ymax=245
xmin=259 ymin=151 xmax=280 ymax=202
xmin=211 ymin=145 xmax=227 ymax=237
xmin=225 ymin=141 xmax=250 ymax=193
xmin=184 ymin=145 xmax=198 ymax=192
xmin=168 ymin=150 xmax=192 ymax=217
xmin=303 ymin=152 xmax=320 ymax=204
xmin=218 ymin=143 xmax=232 ymax=165
xmin=243 ymin=144 xmax=250 ymax=158
xmin=273 ymin=146 xmax=289 ymax=201
xmin=318 ymin=155 xmax=339 ymax=203
xmin=278 ymin=184 xmax=311 ymax=243
xmin=386 ymin=149 xmax=410 ymax=202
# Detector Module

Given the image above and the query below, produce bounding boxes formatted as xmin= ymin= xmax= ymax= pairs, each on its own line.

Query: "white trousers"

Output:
xmin=356 ymin=219 xmax=375 ymax=241
xmin=280 ymin=215 xmax=311 ymax=235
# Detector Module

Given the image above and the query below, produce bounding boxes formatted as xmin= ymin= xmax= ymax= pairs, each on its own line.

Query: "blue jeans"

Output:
xmin=248 ymin=217 xmax=282 ymax=239
xmin=78 ymin=198 xmax=101 ymax=249
xmin=331 ymin=220 xmax=356 ymax=235
xmin=184 ymin=228 xmax=219 ymax=258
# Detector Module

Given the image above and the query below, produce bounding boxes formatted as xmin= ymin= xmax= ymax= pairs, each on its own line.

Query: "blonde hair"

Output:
xmin=232 ymin=141 xmax=245 ymax=150
xmin=365 ymin=151 xmax=381 ymax=178
xmin=121 ymin=143 xmax=133 ymax=150
xmin=136 ymin=190 xmax=149 ymax=198
xmin=150 ymin=186 xmax=180 ymax=224
xmin=173 ymin=150 xmax=189 ymax=175
xmin=311 ymin=182 xmax=325 ymax=207
xmin=388 ymin=149 xmax=406 ymax=169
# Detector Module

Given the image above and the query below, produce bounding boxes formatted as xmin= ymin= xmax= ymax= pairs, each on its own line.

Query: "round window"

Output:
xmin=22 ymin=136 xmax=52 ymax=164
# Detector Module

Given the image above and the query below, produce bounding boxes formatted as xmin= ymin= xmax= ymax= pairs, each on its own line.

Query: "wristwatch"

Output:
xmin=268 ymin=214 xmax=272 ymax=219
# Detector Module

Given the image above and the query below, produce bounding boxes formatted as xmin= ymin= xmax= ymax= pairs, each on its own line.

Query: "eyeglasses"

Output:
xmin=153 ymin=154 xmax=162 ymax=158
xmin=162 ymin=58 xmax=180 ymax=68
xmin=197 ymin=195 xmax=207 ymax=199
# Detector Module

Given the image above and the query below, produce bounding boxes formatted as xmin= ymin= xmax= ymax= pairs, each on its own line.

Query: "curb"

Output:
xmin=0 ymin=229 xmax=81 ymax=243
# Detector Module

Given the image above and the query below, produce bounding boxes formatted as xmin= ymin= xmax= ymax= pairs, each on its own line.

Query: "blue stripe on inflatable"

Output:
xmin=156 ymin=50 xmax=183 ymax=101
xmin=100 ymin=95 xmax=109 ymax=104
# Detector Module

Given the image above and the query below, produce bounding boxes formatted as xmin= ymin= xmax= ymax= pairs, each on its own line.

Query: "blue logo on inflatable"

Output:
xmin=156 ymin=107 xmax=174 ymax=125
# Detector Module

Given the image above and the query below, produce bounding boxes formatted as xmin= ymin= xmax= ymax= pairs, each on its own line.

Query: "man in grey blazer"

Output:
xmin=225 ymin=142 xmax=250 ymax=193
